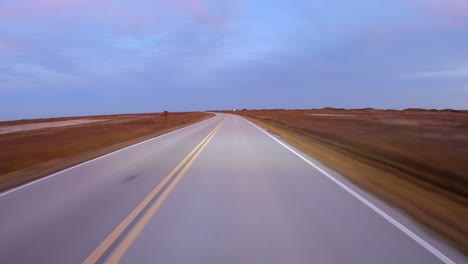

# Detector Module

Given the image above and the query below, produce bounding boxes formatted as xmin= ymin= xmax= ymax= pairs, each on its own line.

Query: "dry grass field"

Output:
xmin=229 ymin=108 xmax=468 ymax=253
xmin=0 ymin=112 xmax=213 ymax=192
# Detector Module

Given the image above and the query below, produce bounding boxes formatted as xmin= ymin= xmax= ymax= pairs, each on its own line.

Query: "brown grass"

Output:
xmin=229 ymin=109 xmax=468 ymax=253
xmin=0 ymin=112 xmax=213 ymax=192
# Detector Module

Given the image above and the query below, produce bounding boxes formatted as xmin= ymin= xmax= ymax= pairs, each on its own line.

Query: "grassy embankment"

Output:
xmin=0 ymin=112 xmax=213 ymax=192
xmin=232 ymin=109 xmax=467 ymax=253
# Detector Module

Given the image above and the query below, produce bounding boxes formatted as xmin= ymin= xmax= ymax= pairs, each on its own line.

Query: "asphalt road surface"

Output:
xmin=0 ymin=114 xmax=465 ymax=264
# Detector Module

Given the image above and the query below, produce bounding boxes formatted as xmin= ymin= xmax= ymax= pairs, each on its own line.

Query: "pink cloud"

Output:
xmin=417 ymin=0 xmax=468 ymax=29
xmin=36 ymin=0 xmax=91 ymax=13
xmin=0 ymin=40 xmax=23 ymax=56
xmin=0 ymin=0 xmax=218 ymax=30
xmin=167 ymin=0 xmax=217 ymax=24
xmin=102 ymin=6 xmax=160 ymax=35
xmin=419 ymin=0 xmax=468 ymax=17
xmin=0 ymin=0 xmax=93 ymax=19
xmin=0 ymin=0 xmax=161 ymax=35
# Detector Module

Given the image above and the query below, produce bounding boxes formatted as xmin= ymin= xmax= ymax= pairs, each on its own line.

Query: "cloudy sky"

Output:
xmin=1 ymin=0 xmax=467 ymax=120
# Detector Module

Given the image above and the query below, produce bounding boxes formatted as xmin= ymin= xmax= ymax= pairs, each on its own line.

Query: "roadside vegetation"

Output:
xmin=231 ymin=108 xmax=467 ymax=253
xmin=0 ymin=112 xmax=213 ymax=192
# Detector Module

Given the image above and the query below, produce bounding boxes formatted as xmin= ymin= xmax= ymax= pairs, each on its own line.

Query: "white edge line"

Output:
xmin=0 ymin=114 xmax=217 ymax=197
xmin=244 ymin=117 xmax=456 ymax=264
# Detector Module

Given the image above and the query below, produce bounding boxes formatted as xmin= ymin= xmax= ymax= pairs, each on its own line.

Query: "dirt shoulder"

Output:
xmin=230 ymin=109 xmax=467 ymax=254
xmin=0 ymin=112 xmax=213 ymax=192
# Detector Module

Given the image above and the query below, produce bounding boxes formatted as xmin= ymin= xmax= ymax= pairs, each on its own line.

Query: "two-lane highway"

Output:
xmin=0 ymin=114 xmax=465 ymax=263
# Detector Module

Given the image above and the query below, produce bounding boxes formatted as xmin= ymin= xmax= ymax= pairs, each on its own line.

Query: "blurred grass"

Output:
xmin=233 ymin=109 xmax=467 ymax=254
xmin=0 ymin=112 xmax=213 ymax=192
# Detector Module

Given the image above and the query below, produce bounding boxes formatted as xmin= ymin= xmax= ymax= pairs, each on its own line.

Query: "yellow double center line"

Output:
xmin=83 ymin=117 xmax=226 ymax=264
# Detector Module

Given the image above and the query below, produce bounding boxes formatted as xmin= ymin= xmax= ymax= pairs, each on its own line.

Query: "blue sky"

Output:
xmin=1 ymin=0 xmax=467 ymax=120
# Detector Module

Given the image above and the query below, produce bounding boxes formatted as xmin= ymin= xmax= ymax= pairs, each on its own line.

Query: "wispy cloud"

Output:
xmin=0 ymin=0 xmax=91 ymax=19
xmin=0 ymin=40 xmax=23 ymax=56
xmin=1 ymin=0 xmax=467 ymax=119
xmin=416 ymin=0 xmax=468 ymax=29
xmin=169 ymin=0 xmax=216 ymax=24
xmin=0 ymin=0 xmax=221 ymax=35
xmin=403 ymin=66 xmax=468 ymax=79
xmin=418 ymin=0 xmax=468 ymax=17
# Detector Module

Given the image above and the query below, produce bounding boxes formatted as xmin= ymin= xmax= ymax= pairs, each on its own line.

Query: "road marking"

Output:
xmin=0 ymin=115 xmax=216 ymax=197
xmin=105 ymin=118 xmax=225 ymax=264
xmin=83 ymin=117 xmax=225 ymax=264
xmin=244 ymin=117 xmax=456 ymax=264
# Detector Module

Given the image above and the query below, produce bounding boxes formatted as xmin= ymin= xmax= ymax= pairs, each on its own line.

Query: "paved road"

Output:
xmin=0 ymin=114 xmax=465 ymax=264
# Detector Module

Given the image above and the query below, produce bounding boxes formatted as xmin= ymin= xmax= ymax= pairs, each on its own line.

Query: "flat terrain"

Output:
xmin=0 ymin=112 xmax=212 ymax=192
xmin=0 ymin=119 xmax=107 ymax=135
xmin=228 ymin=108 xmax=468 ymax=253
xmin=1 ymin=114 xmax=464 ymax=263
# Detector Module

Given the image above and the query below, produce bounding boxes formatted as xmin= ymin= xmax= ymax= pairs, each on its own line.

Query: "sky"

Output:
xmin=1 ymin=0 xmax=467 ymax=120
